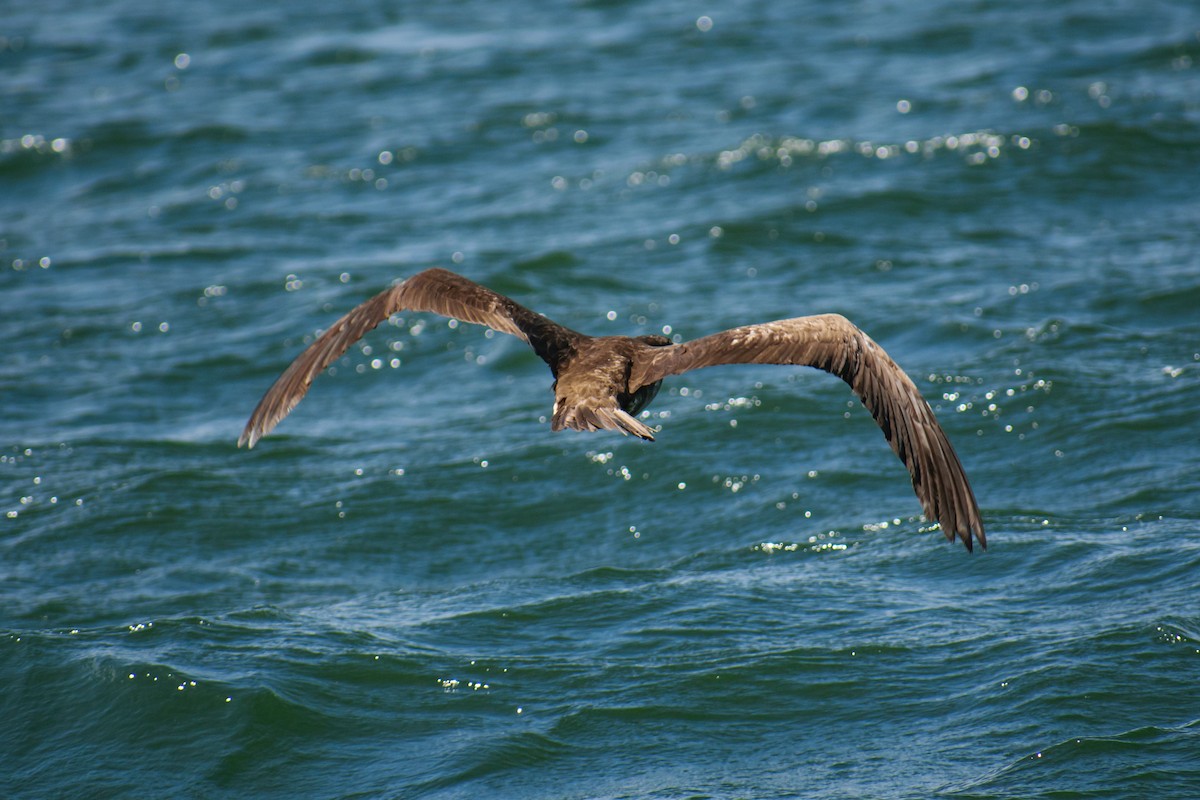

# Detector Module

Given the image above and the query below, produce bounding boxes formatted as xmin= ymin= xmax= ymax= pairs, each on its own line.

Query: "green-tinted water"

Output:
xmin=3 ymin=1 xmax=1199 ymax=797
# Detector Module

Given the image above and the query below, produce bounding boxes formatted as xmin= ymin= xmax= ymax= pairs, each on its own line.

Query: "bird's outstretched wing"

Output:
xmin=238 ymin=268 xmax=580 ymax=448
xmin=630 ymin=314 xmax=985 ymax=551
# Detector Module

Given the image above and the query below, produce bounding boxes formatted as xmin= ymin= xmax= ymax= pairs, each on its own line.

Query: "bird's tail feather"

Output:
xmin=552 ymin=403 xmax=656 ymax=441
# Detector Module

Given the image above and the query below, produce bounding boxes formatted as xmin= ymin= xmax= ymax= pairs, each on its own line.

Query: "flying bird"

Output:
xmin=240 ymin=268 xmax=985 ymax=550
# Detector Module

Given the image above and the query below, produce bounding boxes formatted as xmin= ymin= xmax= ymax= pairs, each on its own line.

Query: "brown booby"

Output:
xmin=239 ymin=268 xmax=985 ymax=550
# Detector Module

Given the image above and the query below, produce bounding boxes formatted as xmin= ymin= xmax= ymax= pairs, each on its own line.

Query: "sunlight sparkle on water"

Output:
xmin=697 ymin=130 xmax=1029 ymax=175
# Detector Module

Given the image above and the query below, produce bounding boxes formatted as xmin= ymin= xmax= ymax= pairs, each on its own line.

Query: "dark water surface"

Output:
xmin=3 ymin=1 xmax=1200 ymax=797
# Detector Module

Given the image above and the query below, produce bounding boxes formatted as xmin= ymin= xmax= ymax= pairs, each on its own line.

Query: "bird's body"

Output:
xmin=240 ymin=268 xmax=986 ymax=551
xmin=550 ymin=335 xmax=670 ymax=440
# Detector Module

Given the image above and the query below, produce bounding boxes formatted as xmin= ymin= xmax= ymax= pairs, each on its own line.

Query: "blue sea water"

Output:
xmin=3 ymin=1 xmax=1200 ymax=797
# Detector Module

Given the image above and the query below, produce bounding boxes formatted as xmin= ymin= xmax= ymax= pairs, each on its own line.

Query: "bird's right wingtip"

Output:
xmin=959 ymin=523 xmax=987 ymax=553
xmin=941 ymin=519 xmax=986 ymax=552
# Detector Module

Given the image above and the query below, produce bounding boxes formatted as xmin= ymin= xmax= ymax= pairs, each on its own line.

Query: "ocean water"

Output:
xmin=3 ymin=0 xmax=1199 ymax=797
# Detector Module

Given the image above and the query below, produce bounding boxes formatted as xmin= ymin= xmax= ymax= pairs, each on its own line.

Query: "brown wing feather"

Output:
xmin=238 ymin=268 xmax=580 ymax=448
xmin=631 ymin=314 xmax=985 ymax=551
